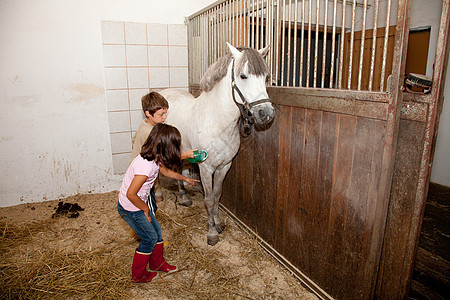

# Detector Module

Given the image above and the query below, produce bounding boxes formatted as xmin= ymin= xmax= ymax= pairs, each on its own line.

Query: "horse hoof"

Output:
xmin=207 ymin=235 xmax=219 ymax=246
xmin=179 ymin=198 xmax=192 ymax=207
xmin=216 ymin=224 xmax=225 ymax=234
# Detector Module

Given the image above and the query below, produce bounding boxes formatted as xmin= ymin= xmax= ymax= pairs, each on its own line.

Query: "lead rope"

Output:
xmin=231 ymin=59 xmax=253 ymax=138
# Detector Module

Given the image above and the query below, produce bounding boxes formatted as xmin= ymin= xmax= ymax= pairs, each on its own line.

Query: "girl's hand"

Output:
xmin=181 ymin=149 xmax=197 ymax=160
xmin=144 ymin=209 xmax=152 ymax=223
xmin=185 ymin=177 xmax=200 ymax=186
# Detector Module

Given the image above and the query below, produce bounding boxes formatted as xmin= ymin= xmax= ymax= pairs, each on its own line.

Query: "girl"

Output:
xmin=117 ymin=123 xmax=199 ymax=283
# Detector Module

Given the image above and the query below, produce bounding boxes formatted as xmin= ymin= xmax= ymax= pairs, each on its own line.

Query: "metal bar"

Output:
xmin=205 ymin=10 xmax=208 ymax=67
xmin=369 ymin=0 xmax=379 ymax=91
xmin=322 ymin=0 xmax=329 ymax=88
xmin=306 ymin=0 xmax=312 ymax=86
xmin=275 ymin=0 xmax=280 ymax=85
xmin=347 ymin=0 xmax=356 ymax=89
xmin=235 ymin=0 xmax=239 ymax=46
xmin=229 ymin=0 xmax=233 ymax=46
xmin=357 ymin=0 xmax=368 ymax=90
xmin=247 ymin=0 xmax=251 ymax=47
xmin=287 ymin=0 xmax=292 ymax=86
xmin=218 ymin=6 xmax=221 ymax=57
xmin=222 ymin=2 xmax=226 ymax=56
xmin=223 ymin=2 xmax=227 ymax=55
xmin=212 ymin=8 xmax=215 ymax=63
xmin=228 ymin=0 xmax=232 ymax=47
xmin=196 ymin=17 xmax=199 ymax=82
xmin=236 ymin=0 xmax=239 ymax=46
xmin=243 ymin=0 xmax=246 ymax=46
xmin=211 ymin=9 xmax=214 ymax=65
xmin=209 ymin=9 xmax=212 ymax=66
xmin=203 ymin=11 xmax=211 ymax=69
xmin=260 ymin=0 xmax=264 ymax=48
xmin=190 ymin=18 xmax=194 ymax=83
xmin=216 ymin=5 xmax=220 ymax=58
xmin=213 ymin=7 xmax=217 ymax=63
xmin=252 ymin=0 xmax=256 ymax=48
xmin=380 ymin=0 xmax=392 ymax=92
xmin=245 ymin=0 xmax=249 ymax=47
xmin=259 ymin=0 xmax=262 ymax=47
xmin=216 ymin=5 xmax=220 ymax=59
xmin=269 ymin=0 xmax=274 ymax=84
xmin=199 ymin=15 xmax=202 ymax=77
xmin=204 ymin=13 xmax=207 ymax=74
xmin=300 ymin=0 xmax=305 ymax=86
xmin=329 ymin=0 xmax=338 ymax=88
xmin=240 ymin=0 xmax=243 ymax=46
xmin=231 ymin=0 xmax=238 ymax=47
xmin=256 ymin=0 xmax=260 ymax=48
xmin=281 ymin=0 xmax=286 ymax=85
xmin=187 ymin=19 xmax=191 ymax=84
xmin=293 ymin=0 xmax=298 ymax=86
xmin=264 ymin=0 xmax=269 ymax=48
xmin=338 ymin=0 xmax=346 ymax=89
xmin=313 ymin=0 xmax=320 ymax=87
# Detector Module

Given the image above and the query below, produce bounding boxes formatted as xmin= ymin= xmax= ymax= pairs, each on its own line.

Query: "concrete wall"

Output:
xmin=431 ymin=62 xmax=450 ymax=186
xmin=410 ymin=0 xmax=450 ymax=187
xmin=0 ymin=0 xmax=214 ymax=207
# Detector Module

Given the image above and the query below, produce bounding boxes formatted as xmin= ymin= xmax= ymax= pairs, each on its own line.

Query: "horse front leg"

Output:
xmin=211 ymin=163 xmax=232 ymax=235
xmin=176 ymin=168 xmax=192 ymax=207
xmin=154 ymin=176 xmax=164 ymax=201
xmin=199 ymin=165 xmax=219 ymax=245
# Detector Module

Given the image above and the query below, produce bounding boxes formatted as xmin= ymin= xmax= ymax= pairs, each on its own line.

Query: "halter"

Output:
xmin=231 ymin=59 xmax=271 ymax=137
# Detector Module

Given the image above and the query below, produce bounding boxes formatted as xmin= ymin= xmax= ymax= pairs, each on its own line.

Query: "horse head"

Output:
xmin=227 ymin=43 xmax=275 ymax=128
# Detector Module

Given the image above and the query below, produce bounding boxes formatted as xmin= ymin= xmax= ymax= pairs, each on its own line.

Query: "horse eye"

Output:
xmin=240 ymin=74 xmax=248 ymax=80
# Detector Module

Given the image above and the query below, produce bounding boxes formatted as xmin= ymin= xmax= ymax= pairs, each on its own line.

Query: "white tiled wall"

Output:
xmin=101 ymin=21 xmax=189 ymax=174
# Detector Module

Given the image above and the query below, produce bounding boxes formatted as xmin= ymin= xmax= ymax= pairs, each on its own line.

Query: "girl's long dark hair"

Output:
xmin=140 ymin=123 xmax=182 ymax=169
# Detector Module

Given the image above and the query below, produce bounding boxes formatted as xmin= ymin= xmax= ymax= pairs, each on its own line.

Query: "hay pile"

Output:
xmin=0 ymin=185 xmax=318 ymax=299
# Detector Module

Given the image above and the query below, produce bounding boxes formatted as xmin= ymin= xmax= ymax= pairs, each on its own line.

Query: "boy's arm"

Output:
xmin=159 ymin=165 xmax=200 ymax=186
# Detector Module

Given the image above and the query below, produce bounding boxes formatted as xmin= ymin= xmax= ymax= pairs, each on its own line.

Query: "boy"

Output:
xmin=130 ymin=91 xmax=196 ymax=203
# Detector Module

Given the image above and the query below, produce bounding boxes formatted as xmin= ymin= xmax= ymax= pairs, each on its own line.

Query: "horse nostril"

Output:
xmin=258 ymin=110 xmax=266 ymax=119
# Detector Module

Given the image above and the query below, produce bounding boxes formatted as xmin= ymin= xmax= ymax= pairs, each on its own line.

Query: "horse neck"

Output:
xmin=199 ymin=68 xmax=241 ymax=125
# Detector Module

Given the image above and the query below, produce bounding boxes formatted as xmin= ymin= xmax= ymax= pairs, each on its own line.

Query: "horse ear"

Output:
xmin=258 ymin=45 xmax=270 ymax=58
xmin=226 ymin=42 xmax=242 ymax=58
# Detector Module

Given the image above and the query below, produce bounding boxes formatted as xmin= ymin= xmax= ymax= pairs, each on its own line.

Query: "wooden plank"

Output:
xmin=268 ymin=87 xmax=389 ymax=121
xmin=238 ymin=132 xmax=255 ymax=227
xmin=275 ymin=105 xmax=292 ymax=252
xmin=299 ymin=109 xmax=322 ymax=276
xmin=253 ymin=105 xmax=281 ymax=246
xmin=375 ymin=119 xmax=426 ymax=299
xmin=268 ymin=85 xmax=390 ymax=102
xmin=325 ymin=114 xmax=357 ymax=298
xmin=282 ymin=106 xmax=307 ymax=268
xmin=312 ymin=111 xmax=337 ymax=283
xmin=350 ymin=118 xmax=384 ymax=298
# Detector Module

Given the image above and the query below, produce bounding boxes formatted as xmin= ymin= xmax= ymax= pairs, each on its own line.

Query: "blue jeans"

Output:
xmin=117 ymin=202 xmax=162 ymax=254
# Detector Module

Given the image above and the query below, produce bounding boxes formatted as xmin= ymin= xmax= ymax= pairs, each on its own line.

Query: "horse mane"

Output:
xmin=200 ymin=47 xmax=268 ymax=92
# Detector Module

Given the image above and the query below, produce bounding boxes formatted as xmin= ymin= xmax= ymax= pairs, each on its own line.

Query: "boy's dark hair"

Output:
xmin=140 ymin=123 xmax=181 ymax=169
xmin=141 ymin=92 xmax=169 ymax=116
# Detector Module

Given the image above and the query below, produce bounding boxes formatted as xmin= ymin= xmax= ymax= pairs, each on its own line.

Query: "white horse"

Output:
xmin=160 ymin=43 xmax=275 ymax=245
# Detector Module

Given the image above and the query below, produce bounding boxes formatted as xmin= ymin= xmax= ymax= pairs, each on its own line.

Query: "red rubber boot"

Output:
xmin=131 ymin=250 xmax=158 ymax=283
xmin=148 ymin=241 xmax=178 ymax=273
